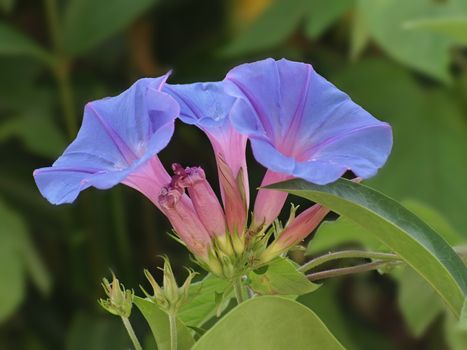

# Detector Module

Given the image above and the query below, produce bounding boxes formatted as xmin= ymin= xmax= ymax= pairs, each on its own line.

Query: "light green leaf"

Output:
xmin=404 ymin=17 xmax=467 ymax=45
xmin=134 ymin=297 xmax=195 ymax=350
xmin=350 ymin=8 xmax=370 ymax=60
xmin=402 ymin=199 xmax=463 ymax=246
xmin=268 ymin=178 xmax=467 ymax=317
xmin=333 ymin=58 xmax=467 ymax=237
xmin=63 ymin=0 xmax=157 ymax=56
xmin=193 ymin=296 xmax=344 ymax=350
xmin=222 ymin=0 xmax=307 ymax=56
xmin=358 ymin=0 xmax=453 ymax=82
xmin=0 ymin=248 xmax=24 ymax=322
xmin=0 ymin=22 xmax=53 ymax=64
xmin=307 ymin=216 xmax=382 ymax=255
xmin=66 ymin=312 xmax=129 ymax=350
xmin=459 ymin=298 xmax=467 ymax=330
xmin=249 ymin=257 xmax=319 ymax=295
xmin=305 ymin=0 xmax=353 ymax=38
xmin=393 ymin=267 xmax=445 ymax=337
xmin=178 ymin=274 xmax=231 ymax=327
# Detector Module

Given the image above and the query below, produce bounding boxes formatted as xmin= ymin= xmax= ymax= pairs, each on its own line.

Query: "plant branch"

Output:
xmin=299 ymin=250 xmax=400 ymax=273
xmin=306 ymin=260 xmax=402 ymax=281
xmin=233 ymin=277 xmax=244 ymax=304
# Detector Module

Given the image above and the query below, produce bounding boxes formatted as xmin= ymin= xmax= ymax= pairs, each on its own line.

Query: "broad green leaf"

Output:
xmin=0 ymin=199 xmax=51 ymax=321
xmin=393 ymin=267 xmax=444 ymax=337
xmin=0 ymin=248 xmax=24 ymax=322
xmin=405 ymin=17 xmax=467 ymax=45
xmin=63 ymin=0 xmax=157 ymax=56
xmin=193 ymin=296 xmax=344 ymax=350
xmin=178 ymin=274 xmax=231 ymax=327
xmin=248 ymin=257 xmax=319 ymax=295
xmin=307 ymin=198 xmax=462 ymax=255
xmin=358 ymin=0 xmax=453 ymax=82
xmin=134 ymin=297 xmax=195 ymax=350
xmin=268 ymin=178 xmax=467 ymax=317
xmin=0 ymin=22 xmax=52 ymax=64
xmin=460 ymin=298 xmax=467 ymax=330
xmin=350 ymin=8 xmax=370 ymax=60
xmin=445 ymin=311 xmax=467 ymax=350
xmin=333 ymin=58 xmax=467 ymax=237
xmin=66 ymin=312 xmax=129 ymax=350
xmin=307 ymin=216 xmax=382 ymax=255
xmin=402 ymin=199 xmax=463 ymax=246
xmin=222 ymin=0 xmax=307 ymax=56
xmin=305 ymin=0 xmax=353 ymax=38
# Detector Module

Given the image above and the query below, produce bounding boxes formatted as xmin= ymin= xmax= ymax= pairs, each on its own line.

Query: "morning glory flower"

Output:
xmin=164 ymin=82 xmax=249 ymax=234
xmin=224 ymin=58 xmax=393 ymax=229
xmin=33 ymin=74 xmax=214 ymax=258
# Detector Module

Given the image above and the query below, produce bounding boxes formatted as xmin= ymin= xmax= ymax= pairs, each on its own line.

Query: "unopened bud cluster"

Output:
xmin=143 ymin=257 xmax=196 ymax=314
xmin=99 ymin=273 xmax=134 ymax=318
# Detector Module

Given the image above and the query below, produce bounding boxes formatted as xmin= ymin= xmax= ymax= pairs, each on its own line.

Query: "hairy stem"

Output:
xmin=299 ymin=250 xmax=400 ymax=273
xmin=307 ymin=260 xmax=402 ymax=281
xmin=169 ymin=312 xmax=178 ymax=350
xmin=121 ymin=316 xmax=142 ymax=350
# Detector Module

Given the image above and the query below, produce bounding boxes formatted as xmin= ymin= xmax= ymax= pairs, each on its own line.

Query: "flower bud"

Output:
xmin=98 ymin=273 xmax=133 ymax=318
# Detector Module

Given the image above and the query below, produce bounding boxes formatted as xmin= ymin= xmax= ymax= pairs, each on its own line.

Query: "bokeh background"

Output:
xmin=1 ymin=0 xmax=467 ymax=349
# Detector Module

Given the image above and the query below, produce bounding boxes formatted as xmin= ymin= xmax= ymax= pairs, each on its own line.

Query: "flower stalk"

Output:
xmin=169 ymin=312 xmax=178 ymax=350
xmin=233 ymin=277 xmax=245 ymax=304
xmin=121 ymin=316 xmax=143 ymax=350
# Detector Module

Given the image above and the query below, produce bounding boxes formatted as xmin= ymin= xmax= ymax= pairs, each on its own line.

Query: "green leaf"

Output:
xmin=192 ymin=296 xmax=344 ymax=350
xmin=134 ymin=297 xmax=195 ymax=350
xmin=304 ymin=0 xmax=354 ymax=38
xmin=307 ymin=216 xmax=382 ymax=255
xmin=333 ymin=58 xmax=467 ymax=237
xmin=357 ymin=0 xmax=453 ymax=82
xmin=350 ymin=8 xmax=370 ymax=60
xmin=63 ymin=0 xmax=157 ymax=56
xmin=0 ymin=199 xmax=51 ymax=322
xmin=268 ymin=178 xmax=467 ymax=317
xmin=178 ymin=274 xmax=231 ymax=327
xmin=404 ymin=17 xmax=467 ymax=45
xmin=460 ymin=298 xmax=467 ymax=330
xmin=393 ymin=267 xmax=445 ymax=337
xmin=248 ymin=257 xmax=319 ymax=295
xmin=222 ymin=0 xmax=307 ymax=56
xmin=66 ymin=312 xmax=129 ymax=350
xmin=0 ymin=22 xmax=52 ymax=64
xmin=402 ymin=199 xmax=463 ymax=246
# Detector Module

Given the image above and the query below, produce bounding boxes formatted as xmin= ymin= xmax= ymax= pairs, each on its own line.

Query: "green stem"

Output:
xmin=169 ymin=312 xmax=178 ymax=350
xmin=43 ymin=0 xmax=77 ymax=139
xmin=299 ymin=250 xmax=400 ymax=273
xmin=233 ymin=277 xmax=244 ymax=304
xmin=121 ymin=316 xmax=142 ymax=350
xmin=307 ymin=260 xmax=402 ymax=281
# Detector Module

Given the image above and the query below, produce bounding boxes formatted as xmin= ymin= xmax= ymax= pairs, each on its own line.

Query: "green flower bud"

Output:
xmin=98 ymin=273 xmax=133 ymax=318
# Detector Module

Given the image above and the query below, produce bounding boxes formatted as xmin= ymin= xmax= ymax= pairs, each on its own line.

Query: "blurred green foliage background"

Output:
xmin=1 ymin=0 xmax=467 ymax=349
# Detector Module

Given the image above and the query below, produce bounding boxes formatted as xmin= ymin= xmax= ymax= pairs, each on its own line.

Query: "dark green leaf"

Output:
xmin=65 ymin=312 xmax=129 ymax=350
xmin=63 ymin=0 xmax=157 ymax=56
xmin=0 ymin=22 xmax=53 ymax=64
xmin=134 ymin=297 xmax=195 ymax=350
xmin=193 ymin=296 xmax=344 ymax=350
xmin=248 ymin=257 xmax=319 ymax=295
xmin=268 ymin=178 xmax=467 ymax=317
xmin=305 ymin=0 xmax=353 ymax=38
xmin=222 ymin=0 xmax=307 ymax=56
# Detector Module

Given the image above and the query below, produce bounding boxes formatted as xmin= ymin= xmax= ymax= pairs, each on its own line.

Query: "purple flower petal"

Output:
xmin=225 ymin=58 xmax=393 ymax=185
xmin=34 ymin=74 xmax=179 ymax=204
